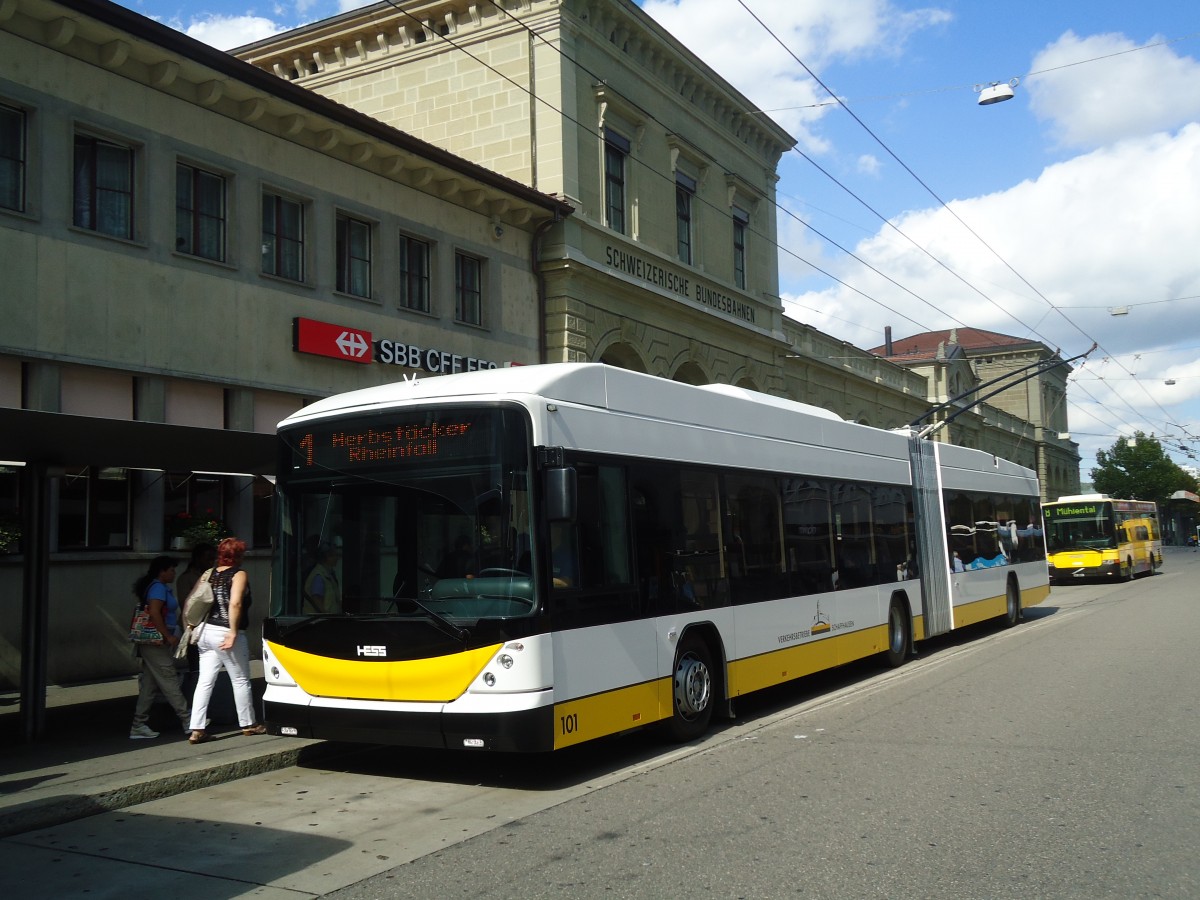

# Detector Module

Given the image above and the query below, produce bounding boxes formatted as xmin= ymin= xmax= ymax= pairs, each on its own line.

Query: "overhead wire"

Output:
xmin=732 ymin=0 xmax=1190 ymax=449
xmin=745 ymin=29 xmax=1200 ymax=113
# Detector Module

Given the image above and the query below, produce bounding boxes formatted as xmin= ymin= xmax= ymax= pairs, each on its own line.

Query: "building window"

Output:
xmin=57 ymin=466 xmax=130 ymax=550
xmin=262 ymin=192 xmax=304 ymax=281
xmin=399 ymin=234 xmax=431 ymax=312
xmin=676 ymin=172 xmax=696 ymax=265
xmin=175 ymin=163 xmax=226 ymax=261
xmin=455 ymin=252 xmax=482 ymax=325
xmin=0 ymin=104 xmax=26 ymax=213
xmin=73 ymin=134 xmax=133 ymax=239
xmin=733 ymin=206 xmax=749 ymax=289
xmin=164 ymin=471 xmax=224 ymax=549
xmin=603 ymin=128 xmax=629 ymax=235
xmin=336 ymin=213 xmax=371 ymax=298
xmin=0 ymin=464 xmax=21 ymax=555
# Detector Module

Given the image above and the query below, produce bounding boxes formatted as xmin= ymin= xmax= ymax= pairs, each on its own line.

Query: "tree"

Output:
xmin=1090 ymin=432 xmax=1198 ymax=505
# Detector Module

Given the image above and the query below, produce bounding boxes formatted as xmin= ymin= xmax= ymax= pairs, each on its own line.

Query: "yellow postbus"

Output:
xmin=1042 ymin=494 xmax=1163 ymax=583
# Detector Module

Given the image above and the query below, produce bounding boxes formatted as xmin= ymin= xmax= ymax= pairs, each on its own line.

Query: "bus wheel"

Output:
xmin=1004 ymin=579 xmax=1021 ymax=627
xmin=1121 ymin=557 xmax=1134 ymax=582
xmin=885 ymin=599 xmax=910 ymax=667
xmin=667 ymin=635 xmax=714 ymax=742
xmin=1148 ymin=555 xmax=1158 ymax=576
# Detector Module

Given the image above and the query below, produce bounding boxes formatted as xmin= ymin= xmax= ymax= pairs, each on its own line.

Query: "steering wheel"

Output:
xmin=476 ymin=568 xmax=526 ymax=577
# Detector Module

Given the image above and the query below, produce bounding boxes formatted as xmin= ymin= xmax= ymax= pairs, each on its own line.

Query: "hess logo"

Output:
xmin=356 ymin=645 xmax=387 ymax=657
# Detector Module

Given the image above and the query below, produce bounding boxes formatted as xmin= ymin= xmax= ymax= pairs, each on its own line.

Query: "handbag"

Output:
xmin=182 ymin=568 xmax=215 ymax=628
xmin=175 ymin=569 xmax=215 ymax=659
xmin=129 ymin=599 xmax=164 ymax=644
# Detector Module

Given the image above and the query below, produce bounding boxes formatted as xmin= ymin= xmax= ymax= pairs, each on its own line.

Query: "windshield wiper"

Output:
xmin=360 ymin=596 xmax=468 ymax=642
xmin=277 ymin=600 xmax=468 ymax=643
xmin=401 ymin=597 xmax=469 ymax=642
xmin=275 ymin=613 xmax=344 ymax=638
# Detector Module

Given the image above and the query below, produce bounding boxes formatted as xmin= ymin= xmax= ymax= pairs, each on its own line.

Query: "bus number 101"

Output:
xmin=559 ymin=713 xmax=579 ymax=735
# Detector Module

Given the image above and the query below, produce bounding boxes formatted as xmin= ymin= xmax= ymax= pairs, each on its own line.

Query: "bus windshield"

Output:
xmin=1043 ymin=503 xmax=1116 ymax=552
xmin=273 ymin=405 xmax=536 ymax=622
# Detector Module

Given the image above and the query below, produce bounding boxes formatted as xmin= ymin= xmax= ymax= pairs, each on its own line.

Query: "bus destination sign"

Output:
xmin=288 ymin=415 xmax=489 ymax=472
xmin=294 ymin=419 xmax=480 ymax=470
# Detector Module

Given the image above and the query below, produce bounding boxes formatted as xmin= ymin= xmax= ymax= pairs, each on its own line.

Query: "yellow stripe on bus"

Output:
xmin=267 ymin=641 xmax=501 ymax=702
xmin=953 ymin=594 xmax=1008 ymax=628
xmin=553 ymin=678 xmax=670 ymax=749
xmin=1023 ymin=583 xmax=1051 ymax=608
xmin=554 ymin=627 xmax=898 ymax=749
xmin=729 ymin=626 xmax=887 ymax=696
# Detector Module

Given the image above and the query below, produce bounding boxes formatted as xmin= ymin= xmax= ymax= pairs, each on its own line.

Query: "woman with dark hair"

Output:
xmin=129 ymin=555 xmax=191 ymax=739
xmin=175 ymin=542 xmax=217 ymax=699
xmin=187 ymin=537 xmax=266 ymax=743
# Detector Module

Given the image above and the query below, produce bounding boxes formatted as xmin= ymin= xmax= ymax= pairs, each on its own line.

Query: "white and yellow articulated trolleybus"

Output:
xmin=263 ymin=364 xmax=1048 ymax=752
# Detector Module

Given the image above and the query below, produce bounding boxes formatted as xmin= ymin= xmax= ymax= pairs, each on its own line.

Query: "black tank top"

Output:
xmin=209 ymin=566 xmax=251 ymax=629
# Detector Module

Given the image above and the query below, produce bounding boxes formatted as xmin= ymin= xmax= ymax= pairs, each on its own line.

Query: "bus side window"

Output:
xmin=832 ymin=483 xmax=874 ymax=588
xmin=782 ymin=478 xmax=834 ymax=596
xmin=725 ymin=473 xmax=786 ymax=604
xmin=630 ymin=464 xmax=729 ymax=614
xmin=551 ymin=463 xmax=631 ymax=593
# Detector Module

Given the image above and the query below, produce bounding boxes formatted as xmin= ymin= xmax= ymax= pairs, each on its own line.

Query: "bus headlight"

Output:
xmin=497 ymin=653 xmax=514 ymax=669
xmin=483 ymin=672 xmax=497 ymax=687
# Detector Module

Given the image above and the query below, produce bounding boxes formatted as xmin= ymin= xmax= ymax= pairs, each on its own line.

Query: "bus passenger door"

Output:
xmin=546 ymin=462 xmax=655 ymax=727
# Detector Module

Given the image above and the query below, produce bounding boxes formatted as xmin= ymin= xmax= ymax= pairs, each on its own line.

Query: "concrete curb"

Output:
xmin=0 ymin=741 xmax=344 ymax=838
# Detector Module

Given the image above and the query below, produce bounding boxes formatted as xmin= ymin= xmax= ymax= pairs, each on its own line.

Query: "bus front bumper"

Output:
xmin=263 ymin=691 xmax=556 ymax=753
xmin=1048 ymin=559 xmax=1120 ymax=582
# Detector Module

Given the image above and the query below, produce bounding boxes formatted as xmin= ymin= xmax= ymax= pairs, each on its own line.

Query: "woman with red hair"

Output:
xmin=188 ymin=537 xmax=267 ymax=743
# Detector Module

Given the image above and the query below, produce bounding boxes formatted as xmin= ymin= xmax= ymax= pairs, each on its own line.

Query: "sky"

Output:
xmin=115 ymin=0 xmax=1200 ymax=481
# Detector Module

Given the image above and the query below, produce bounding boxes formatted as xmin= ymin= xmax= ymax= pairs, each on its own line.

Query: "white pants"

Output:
xmin=189 ymin=624 xmax=257 ymax=730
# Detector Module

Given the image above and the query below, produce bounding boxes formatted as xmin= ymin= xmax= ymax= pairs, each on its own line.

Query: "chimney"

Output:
xmin=884 ymin=326 xmax=893 ymax=357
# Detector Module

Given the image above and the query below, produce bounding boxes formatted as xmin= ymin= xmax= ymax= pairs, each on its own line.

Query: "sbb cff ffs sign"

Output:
xmin=293 ymin=317 xmax=373 ymax=364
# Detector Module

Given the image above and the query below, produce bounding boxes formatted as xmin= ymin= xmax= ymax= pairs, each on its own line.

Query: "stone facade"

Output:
xmin=237 ymin=0 xmax=795 ymax=388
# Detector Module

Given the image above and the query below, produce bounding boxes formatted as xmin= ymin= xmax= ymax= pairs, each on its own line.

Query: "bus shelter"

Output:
xmin=0 ymin=407 xmax=276 ymax=742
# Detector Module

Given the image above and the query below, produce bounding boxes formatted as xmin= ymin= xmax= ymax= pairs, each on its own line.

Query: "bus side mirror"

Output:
xmin=545 ymin=467 xmax=577 ymax=523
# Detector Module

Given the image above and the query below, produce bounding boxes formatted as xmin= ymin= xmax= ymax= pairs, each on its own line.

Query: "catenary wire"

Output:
xmin=733 ymin=0 xmax=1189 ymax=449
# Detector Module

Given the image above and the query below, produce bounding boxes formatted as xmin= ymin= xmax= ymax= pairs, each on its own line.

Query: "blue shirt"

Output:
xmin=145 ymin=580 xmax=179 ymax=635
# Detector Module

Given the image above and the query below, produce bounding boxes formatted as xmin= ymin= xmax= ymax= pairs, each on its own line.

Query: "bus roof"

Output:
xmin=278 ymin=363 xmax=1039 ymax=488
xmin=280 ymin=363 xmax=847 ymax=428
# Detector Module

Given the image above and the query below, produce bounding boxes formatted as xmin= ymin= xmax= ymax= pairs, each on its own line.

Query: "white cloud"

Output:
xmin=182 ymin=14 xmax=284 ymax=50
xmin=639 ymin=0 xmax=951 ymax=150
xmin=786 ymin=123 xmax=1200 ymax=465
xmin=856 ymin=154 xmax=881 ymax=176
xmin=790 ymin=123 xmax=1200 ymax=341
xmin=1027 ymin=31 xmax=1200 ymax=149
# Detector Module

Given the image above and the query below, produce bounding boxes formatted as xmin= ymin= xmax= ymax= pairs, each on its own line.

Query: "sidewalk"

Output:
xmin=0 ymin=664 xmax=338 ymax=839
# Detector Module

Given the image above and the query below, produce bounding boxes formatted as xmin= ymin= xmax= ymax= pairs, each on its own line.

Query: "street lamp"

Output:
xmin=976 ymin=78 xmax=1019 ymax=105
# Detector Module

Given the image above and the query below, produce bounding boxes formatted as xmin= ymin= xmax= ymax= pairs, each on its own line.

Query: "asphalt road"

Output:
xmin=333 ymin=550 xmax=1200 ymax=899
xmin=6 ymin=549 xmax=1198 ymax=898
